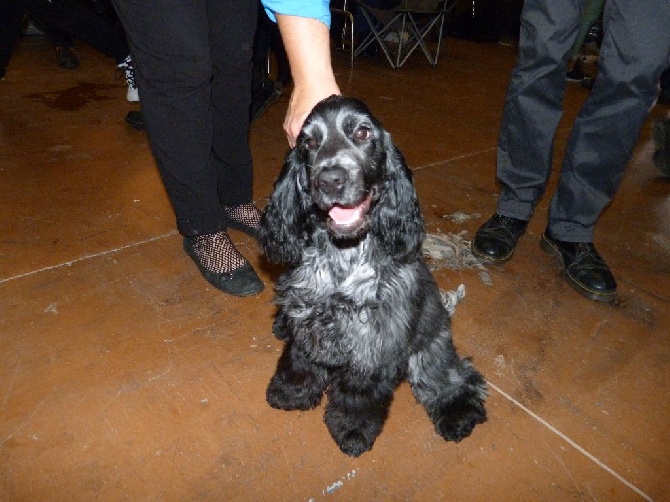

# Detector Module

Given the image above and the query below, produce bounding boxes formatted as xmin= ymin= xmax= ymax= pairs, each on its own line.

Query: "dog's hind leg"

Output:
xmin=324 ymin=371 xmax=398 ymax=457
xmin=408 ymin=331 xmax=487 ymax=443
xmin=266 ymin=340 xmax=328 ymax=411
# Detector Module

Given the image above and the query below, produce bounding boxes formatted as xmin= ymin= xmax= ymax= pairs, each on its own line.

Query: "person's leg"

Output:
xmin=193 ymin=0 xmax=263 ymax=295
xmin=495 ymin=0 xmax=583 ymax=221
xmin=472 ymin=0 xmax=583 ymax=263
xmin=39 ymin=23 xmax=73 ymax=48
xmin=29 ymin=0 xmax=136 ymax=98
xmin=112 ymin=0 xmax=224 ymax=236
xmin=29 ymin=0 xmax=130 ymax=63
xmin=207 ymin=0 xmax=263 ymax=230
xmin=540 ymin=0 xmax=670 ymax=301
xmin=0 ymin=0 xmax=29 ymax=79
xmin=31 ymin=21 xmax=80 ymax=69
xmin=112 ymin=0 xmax=262 ymax=295
xmin=549 ymin=0 xmax=670 ymax=241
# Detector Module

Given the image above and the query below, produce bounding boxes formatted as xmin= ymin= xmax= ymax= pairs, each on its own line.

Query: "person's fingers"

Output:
xmin=282 ymin=86 xmax=340 ymax=147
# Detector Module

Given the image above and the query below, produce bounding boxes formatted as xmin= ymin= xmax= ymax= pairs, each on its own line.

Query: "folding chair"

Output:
xmin=354 ymin=0 xmax=461 ymax=69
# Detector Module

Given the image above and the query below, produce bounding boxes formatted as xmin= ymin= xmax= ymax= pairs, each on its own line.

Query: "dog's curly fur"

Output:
xmin=259 ymin=95 xmax=487 ymax=457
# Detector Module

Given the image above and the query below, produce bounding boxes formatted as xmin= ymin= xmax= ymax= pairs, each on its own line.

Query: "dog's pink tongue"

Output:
xmin=329 ymin=205 xmax=360 ymax=225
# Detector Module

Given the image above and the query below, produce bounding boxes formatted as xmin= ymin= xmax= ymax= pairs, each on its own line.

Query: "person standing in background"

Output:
xmin=110 ymin=0 xmax=339 ymax=296
xmin=471 ymin=0 xmax=670 ymax=302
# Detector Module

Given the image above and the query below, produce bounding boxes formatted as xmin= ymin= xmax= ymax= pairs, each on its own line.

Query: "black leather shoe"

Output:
xmin=540 ymin=230 xmax=616 ymax=302
xmin=55 ymin=45 xmax=79 ymax=69
xmin=124 ymin=110 xmax=145 ymax=130
xmin=472 ymin=213 xmax=528 ymax=263
xmin=183 ymin=237 xmax=264 ymax=296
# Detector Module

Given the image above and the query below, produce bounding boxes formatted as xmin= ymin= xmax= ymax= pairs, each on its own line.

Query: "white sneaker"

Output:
xmin=126 ymin=86 xmax=139 ymax=102
xmin=117 ymin=55 xmax=139 ymax=102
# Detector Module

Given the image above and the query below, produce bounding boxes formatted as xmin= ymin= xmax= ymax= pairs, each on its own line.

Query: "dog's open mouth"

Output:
xmin=327 ymin=194 xmax=373 ymax=236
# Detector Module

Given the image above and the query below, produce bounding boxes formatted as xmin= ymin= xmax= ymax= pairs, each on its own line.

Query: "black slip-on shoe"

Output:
xmin=224 ymin=219 xmax=258 ymax=240
xmin=540 ymin=230 xmax=616 ymax=302
xmin=221 ymin=203 xmax=261 ymax=240
xmin=471 ymin=213 xmax=528 ymax=263
xmin=183 ymin=237 xmax=264 ymax=297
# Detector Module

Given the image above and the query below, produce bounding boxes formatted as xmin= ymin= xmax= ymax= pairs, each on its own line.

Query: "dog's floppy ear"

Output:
xmin=258 ymin=147 xmax=311 ymax=265
xmin=371 ymin=131 xmax=425 ymax=263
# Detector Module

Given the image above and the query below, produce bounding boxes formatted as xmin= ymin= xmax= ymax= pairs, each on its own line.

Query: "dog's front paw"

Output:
xmin=432 ymin=396 xmax=487 ymax=442
xmin=324 ymin=407 xmax=384 ymax=457
xmin=266 ymin=371 xmax=325 ymax=411
xmin=335 ymin=430 xmax=375 ymax=458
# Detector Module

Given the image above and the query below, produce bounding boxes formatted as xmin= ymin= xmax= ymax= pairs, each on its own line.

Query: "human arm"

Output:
xmin=276 ymin=14 xmax=340 ymax=146
xmin=261 ymin=1 xmax=340 ymax=146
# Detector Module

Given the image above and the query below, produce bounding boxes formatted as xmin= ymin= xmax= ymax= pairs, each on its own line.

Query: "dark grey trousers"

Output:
xmin=111 ymin=0 xmax=258 ymax=236
xmin=496 ymin=0 xmax=670 ymax=241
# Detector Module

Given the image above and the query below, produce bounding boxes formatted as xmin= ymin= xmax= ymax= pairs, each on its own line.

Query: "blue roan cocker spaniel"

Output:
xmin=259 ymin=95 xmax=487 ymax=457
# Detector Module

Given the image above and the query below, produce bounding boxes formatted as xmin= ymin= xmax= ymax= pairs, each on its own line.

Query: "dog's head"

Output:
xmin=296 ymin=96 xmax=385 ymax=240
xmin=259 ymin=95 xmax=424 ymax=265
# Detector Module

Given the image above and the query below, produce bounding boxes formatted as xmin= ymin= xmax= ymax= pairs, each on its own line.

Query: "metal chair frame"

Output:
xmin=331 ymin=0 xmax=356 ymax=68
xmin=354 ymin=0 xmax=460 ymax=69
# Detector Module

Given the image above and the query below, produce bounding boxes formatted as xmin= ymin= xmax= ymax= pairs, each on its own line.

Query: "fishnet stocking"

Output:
xmin=222 ymin=202 xmax=261 ymax=230
xmin=190 ymin=231 xmax=246 ymax=274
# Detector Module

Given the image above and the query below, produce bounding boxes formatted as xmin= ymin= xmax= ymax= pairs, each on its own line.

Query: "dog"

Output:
xmin=258 ymin=95 xmax=487 ymax=457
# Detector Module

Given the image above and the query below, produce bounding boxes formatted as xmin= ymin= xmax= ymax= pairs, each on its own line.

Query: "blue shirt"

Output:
xmin=261 ymin=0 xmax=331 ymax=28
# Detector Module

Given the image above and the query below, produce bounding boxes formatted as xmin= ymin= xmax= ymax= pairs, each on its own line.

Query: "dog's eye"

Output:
xmin=353 ymin=126 xmax=371 ymax=141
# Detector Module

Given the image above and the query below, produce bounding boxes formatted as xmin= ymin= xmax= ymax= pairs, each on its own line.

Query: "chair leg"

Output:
xmin=395 ymin=10 xmax=448 ymax=68
xmin=355 ymin=6 xmax=404 ymax=69
xmin=346 ymin=10 xmax=354 ymax=69
xmin=432 ymin=15 xmax=447 ymax=66
xmin=396 ymin=13 xmax=408 ymax=68
xmin=330 ymin=8 xmax=356 ymax=69
xmin=353 ymin=0 xmax=457 ymax=69
xmin=406 ymin=13 xmax=445 ymax=66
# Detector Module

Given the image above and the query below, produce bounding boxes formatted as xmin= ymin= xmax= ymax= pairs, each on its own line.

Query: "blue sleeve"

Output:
xmin=261 ymin=0 xmax=331 ymax=28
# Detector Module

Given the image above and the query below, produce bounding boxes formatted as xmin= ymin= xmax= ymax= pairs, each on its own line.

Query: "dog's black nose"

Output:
xmin=317 ymin=165 xmax=347 ymax=196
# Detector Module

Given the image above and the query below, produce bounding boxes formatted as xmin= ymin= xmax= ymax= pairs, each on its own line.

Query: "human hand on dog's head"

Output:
xmin=284 ymin=82 xmax=341 ymax=148
xmin=274 ymin=14 xmax=341 ymax=147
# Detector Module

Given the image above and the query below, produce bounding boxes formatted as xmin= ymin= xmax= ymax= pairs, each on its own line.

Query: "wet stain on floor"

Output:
xmin=24 ymin=82 xmax=118 ymax=111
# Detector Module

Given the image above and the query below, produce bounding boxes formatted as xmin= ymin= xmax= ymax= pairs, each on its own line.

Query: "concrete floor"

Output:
xmin=1 ymin=33 xmax=668 ymax=501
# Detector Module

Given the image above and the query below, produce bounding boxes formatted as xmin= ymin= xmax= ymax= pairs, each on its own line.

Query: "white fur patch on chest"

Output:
xmin=299 ymin=239 xmax=380 ymax=303
xmin=279 ymin=238 xmax=416 ymax=373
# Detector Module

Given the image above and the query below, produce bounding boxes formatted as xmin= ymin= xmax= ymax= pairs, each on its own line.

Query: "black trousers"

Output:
xmin=0 ymin=0 xmax=27 ymax=78
xmin=112 ymin=0 xmax=258 ymax=236
xmin=496 ymin=0 xmax=670 ymax=241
